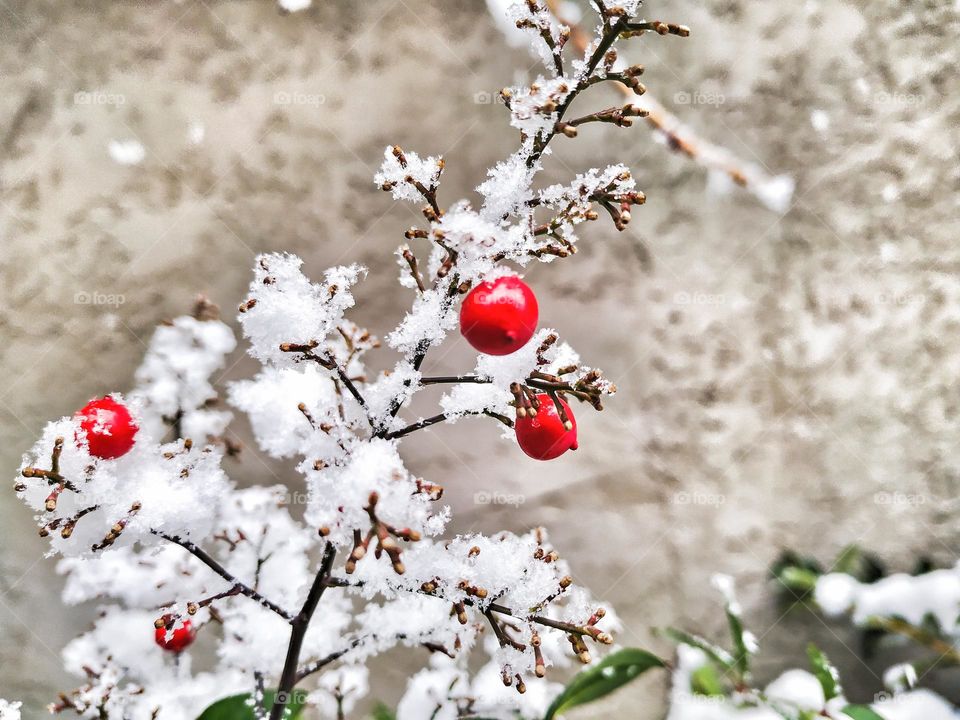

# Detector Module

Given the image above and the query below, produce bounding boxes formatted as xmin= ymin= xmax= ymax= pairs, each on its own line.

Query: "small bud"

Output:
xmin=515 ymin=675 xmax=526 ymax=694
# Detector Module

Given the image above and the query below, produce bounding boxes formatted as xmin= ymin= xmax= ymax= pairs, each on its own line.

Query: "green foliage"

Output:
xmin=689 ymin=663 xmax=725 ymax=697
xmin=370 ymin=701 xmax=397 ymax=720
xmin=542 ymin=648 xmax=667 ymax=720
xmin=806 ymin=643 xmax=841 ymax=701
xmin=771 ymin=549 xmax=823 ymax=598
xmin=833 ymin=545 xmax=885 ymax=584
xmin=724 ymin=606 xmax=751 ymax=680
xmin=662 ymin=627 xmax=736 ymax=672
xmin=196 ymin=691 xmax=305 ymax=720
xmin=841 ymin=705 xmax=887 ymax=720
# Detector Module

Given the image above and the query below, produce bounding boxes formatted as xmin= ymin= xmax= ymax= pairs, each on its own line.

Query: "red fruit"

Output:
xmin=515 ymin=394 xmax=578 ymax=460
xmin=76 ymin=396 xmax=139 ymax=459
xmin=460 ymin=275 xmax=538 ymax=356
xmin=155 ymin=618 xmax=196 ymax=653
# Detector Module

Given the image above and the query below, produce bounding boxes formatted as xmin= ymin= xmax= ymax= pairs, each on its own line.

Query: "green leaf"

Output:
xmin=370 ymin=702 xmax=396 ymax=720
xmin=724 ymin=606 xmax=751 ymax=679
xmin=196 ymin=691 xmax=305 ymax=720
xmin=543 ymin=648 xmax=667 ymax=720
xmin=806 ymin=643 xmax=841 ymax=700
xmin=841 ymin=705 xmax=887 ymax=720
xmin=689 ymin=664 xmax=725 ymax=697
xmin=776 ymin=566 xmax=820 ymax=594
xmin=663 ymin=627 xmax=736 ymax=671
xmin=834 ymin=546 xmax=885 ymax=583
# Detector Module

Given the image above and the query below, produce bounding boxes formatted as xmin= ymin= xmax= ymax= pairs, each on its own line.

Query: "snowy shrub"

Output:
xmin=11 ymin=3 xmax=689 ymax=719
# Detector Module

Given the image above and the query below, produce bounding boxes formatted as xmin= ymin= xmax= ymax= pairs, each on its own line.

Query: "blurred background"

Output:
xmin=2 ymin=0 xmax=959 ymax=716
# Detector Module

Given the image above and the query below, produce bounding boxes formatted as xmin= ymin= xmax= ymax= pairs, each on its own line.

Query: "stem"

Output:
xmin=526 ymin=16 xmax=629 ymax=168
xmin=269 ymin=543 xmax=337 ymax=720
xmin=420 ymin=375 xmax=491 ymax=385
xmin=330 ymin=360 xmax=369 ymax=416
xmin=868 ymin=616 xmax=960 ymax=665
xmin=154 ymin=530 xmax=294 ymax=621
xmin=383 ymin=409 xmax=513 ymax=440
xmin=295 ymin=636 xmax=366 ymax=683
xmin=384 ymin=413 xmax=448 ymax=439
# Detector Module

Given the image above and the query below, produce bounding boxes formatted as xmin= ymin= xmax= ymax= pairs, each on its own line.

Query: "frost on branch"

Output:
xmin=238 ymin=252 xmax=365 ymax=368
xmin=130 ymin=300 xmax=236 ymax=444
xmin=304 ymin=437 xmax=449 ymax=551
xmin=345 ymin=527 xmax=618 ymax=695
xmin=439 ymin=330 xmax=615 ymax=434
xmin=16 ymin=414 xmax=230 ymax=557
xmin=56 ymin=609 xmax=248 ymax=720
xmin=374 ymin=145 xmax=444 ymax=207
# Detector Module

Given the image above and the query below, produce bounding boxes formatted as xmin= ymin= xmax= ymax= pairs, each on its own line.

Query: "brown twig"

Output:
xmin=269 ymin=543 xmax=337 ymax=720
xmin=153 ymin=530 xmax=294 ymax=622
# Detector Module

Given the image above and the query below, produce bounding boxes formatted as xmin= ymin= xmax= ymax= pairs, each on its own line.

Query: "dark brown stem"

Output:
xmin=295 ymin=636 xmax=366 ymax=683
xmin=383 ymin=409 xmax=513 ymax=440
xmin=527 ymin=16 xmax=629 ymax=168
xmin=485 ymin=609 xmax=527 ymax=651
xmin=420 ymin=375 xmax=491 ymax=385
xmin=269 ymin=543 xmax=337 ymax=720
xmin=153 ymin=530 xmax=294 ymax=621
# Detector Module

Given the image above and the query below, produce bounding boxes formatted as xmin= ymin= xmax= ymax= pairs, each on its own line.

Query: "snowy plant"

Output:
xmin=11 ymin=3 xmax=696 ymax=719
xmin=663 ymin=574 xmax=960 ymax=720
xmin=772 ymin=546 xmax=960 ymax=708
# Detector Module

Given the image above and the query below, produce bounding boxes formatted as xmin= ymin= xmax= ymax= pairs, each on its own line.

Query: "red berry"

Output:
xmin=460 ymin=275 xmax=538 ymax=356
xmin=155 ymin=618 xmax=196 ymax=653
xmin=515 ymin=394 xmax=578 ymax=460
xmin=76 ymin=397 xmax=138 ymax=459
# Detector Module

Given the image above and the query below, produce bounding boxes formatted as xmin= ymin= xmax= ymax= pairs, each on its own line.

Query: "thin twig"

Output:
xmin=383 ymin=409 xmax=513 ymax=440
xmin=420 ymin=375 xmax=491 ymax=385
xmin=153 ymin=530 xmax=294 ymax=621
